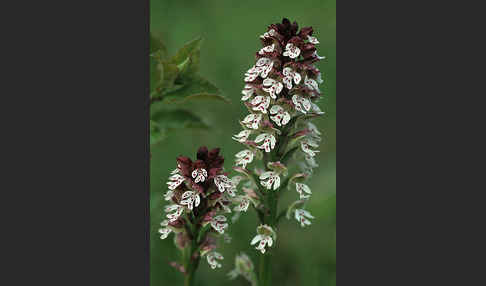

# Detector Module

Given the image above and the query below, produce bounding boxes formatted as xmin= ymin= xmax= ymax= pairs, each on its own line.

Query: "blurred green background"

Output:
xmin=150 ymin=0 xmax=335 ymax=285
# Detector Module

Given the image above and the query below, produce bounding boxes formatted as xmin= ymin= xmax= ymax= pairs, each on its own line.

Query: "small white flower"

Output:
xmin=304 ymin=76 xmax=319 ymax=92
xmin=165 ymin=204 xmax=184 ymax=222
xmin=307 ymin=35 xmax=319 ymax=44
xmin=301 ymin=139 xmax=320 ymax=157
xmin=262 ymin=78 xmax=283 ymax=99
xmin=251 ymin=225 xmax=276 ymax=254
xmin=234 ymin=196 xmax=250 ymax=212
xmin=258 ymin=43 xmax=275 ymax=55
xmin=283 ymin=43 xmax=301 ymax=59
xmin=292 ymin=94 xmax=311 ymax=114
xmin=241 ymin=84 xmax=256 ymax=101
xmin=214 ymin=175 xmax=234 ymax=193
xmin=232 ymin=130 xmax=252 ymax=143
xmin=167 ymin=174 xmax=185 ymax=190
xmin=207 ymin=252 xmax=224 ymax=269
xmin=241 ymin=113 xmax=262 ymax=130
xmin=282 ymin=67 xmax=302 ymax=90
xmin=192 ymin=168 xmax=208 ymax=183
xmin=244 ymin=66 xmax=262 ymax=82
xmin=254 ymin=133 xmax=276 ymax=153
xmin=259 ymin=171 xmax=280 ymax=190
xmin=295 ymin=183 xmax=312 ymax=200
xmin=295 ymin=209 xmax=315 ymax=227
xmin=317 ymin=72 xmax=324 ymax=84
xmin=260 ymin=28 xmax=277 ymax=39
xmin=254 ymin=57 xmax=274 ymax=79
xmin=313 ymin=51 xmax=326 ymax=60
xmin=269 ymin=105 xmax=291 ymax=127
xmin=158 ymin=227 xmax=172 ymax=239
xmin=163 ymin=190 xmax=174 ymax=201
xmin=251 ymin=95 xmax=271 ymax=113
xmin=216 ymin=193 xmax=233 ymax=213
xmin=235 ymin=149 xmax=254 ymax=168
xmin=170 ymin=168 xmax=179 ymax=175
xmin=307 ymin=122 xmax=321 ymax=137
xmin=210 ymin=215 xmax=228 ymax=234
xmin=180 ymin=191 xmax=200 ymax=210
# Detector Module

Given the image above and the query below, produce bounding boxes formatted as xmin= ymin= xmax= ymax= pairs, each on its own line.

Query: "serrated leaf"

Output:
xmin=162 ymin=75 xmax=229 ymax=104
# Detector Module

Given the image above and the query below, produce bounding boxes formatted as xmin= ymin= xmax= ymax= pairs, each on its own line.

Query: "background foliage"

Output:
xmin=150 ymin=0 xmax=336 ymax=285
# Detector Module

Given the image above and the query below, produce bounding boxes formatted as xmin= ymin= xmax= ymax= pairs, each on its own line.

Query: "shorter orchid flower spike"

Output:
xmin=251 ymin=225 xmax=276 ymax=254
xmin=232 ymin=129 xmax=252 ymax=143
xmin=295 ymin=209 xmax=315 ymax=227
xmin=210 ymin=215 xmax=229 ymax=234
xmin=180 ymin=191 xmax=201 ymax=211
xmin=269 ymin=105 xmax=291 ymax=127
xmin=259 ymin=171 xmax=281 ymax=190
xmin=292 ymin=94 xmax=311 ymax=114
xmin=206 ymin=252 xmax=224 ymax=269
xmin=167 ymin=174 xmax=185 ymax=190
xmin=242 ymin=113 xmax=262 ymax=130
xmin=192 ymin=168 xmax=208 ymax=183
xmin=254 ymin=133 xmax=276 ymax=153
xmin=295 ymin=183 xmax=312 ymax=200
xmin=283 ymin=43 xmax=301 ymax=59
xmin=235 ymin=149 xmax=254 ymax=168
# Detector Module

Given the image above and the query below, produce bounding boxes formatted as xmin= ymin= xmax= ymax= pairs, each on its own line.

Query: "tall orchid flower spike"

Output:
xmin=159 ymin=146 xmax=248 ymax=285
xmin=230 ymin=18 xmax=326 ymax=286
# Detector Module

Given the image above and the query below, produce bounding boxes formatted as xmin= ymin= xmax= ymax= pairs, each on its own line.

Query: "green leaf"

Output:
xmin=162 ymin=75 xmax=229 ymax=104
xmin=150 ymin=120 xmax=166 ymax=146
xmin=152 ymin=109 xmax=209 ymax=130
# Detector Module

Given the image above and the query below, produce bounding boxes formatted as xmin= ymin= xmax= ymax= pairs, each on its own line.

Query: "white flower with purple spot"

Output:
xmin=259 ymin=171 xmax=280 ymax=190
xmin=235 ymin=149 xmax=254 ymax=168
xmin=251 ymin=225 xmax=276 ymax=254
xmin=282 ymin=67 xmax=301 ymax=90
xmin=255 ymin=133 xmax=276 ymax=153
xmin=292 ymin=94 xmax=311 ymax=114
xmin=307 ymin=35 xmax=319 ymax=44
xmin=165 ymin=204 xmax=184 ymax=222
xmin=269 ymin=105 xmax=291 ymax=127
xmin=241 ymin=84 xmax=256 ymax=101
xmin=283 ymin=43 xmax=300 ymax=59
xmin=251 ymin=95 xmax=271 ymax=113
xmin=167 ymin=174 xmax=185 ymax=190
xmin=192 ymin=168 xmax=207 ymax=183
xmin=241 ymin=113 xmax=262 ymax=130
xmin=180 ymin=191 xmax=200 ymax=210
xmin=295 ymin=183 xmax=312 ymax=200
xmin=295 ymin=209 xmax=314 ymax=227
xmin=262 ymin=78 xmax=283 ymax=99
xmin=260 ymin=29 xmax=277 ymax=39
xmin=234 ymin=196 xmax=250 ymax=212
xmin=301 ymin=139 xmax=319 ymax=157
xmin=214 ymin=175 xmax=233 ymax=193
xmin=258 ymin=43 xmax=275 ymax=55
xmin=163 ymin=190 xmax=174 ymax=201
xmin=255 ymin=58 xmax=274 ymax=78
xmin=210 ymin=215 xmax=228 ymax=234
xmin=304 ymin=76 xmax=319 ymax=92
xmin=232 ymin=129 xmax=252 ymax=143
xmin=207 ymin=252 xmax=224 ymax=269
